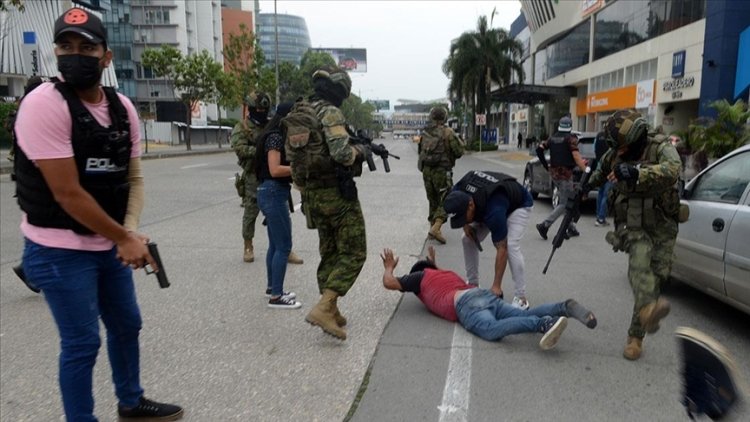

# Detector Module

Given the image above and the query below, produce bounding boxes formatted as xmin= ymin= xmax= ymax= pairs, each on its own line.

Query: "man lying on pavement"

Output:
xmin=380 ymin=246 xmax=598 ymax=350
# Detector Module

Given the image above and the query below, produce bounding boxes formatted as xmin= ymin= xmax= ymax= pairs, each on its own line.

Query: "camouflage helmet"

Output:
xmin=244 ymin=92 xmax=271 ymax=110
xmin=604 ymin=109 xmax=648 ymax=149
xmin=429 ymin=106 xmax=447 ymax=122
xmin=312 ymin=66 xmax=352 ymax=97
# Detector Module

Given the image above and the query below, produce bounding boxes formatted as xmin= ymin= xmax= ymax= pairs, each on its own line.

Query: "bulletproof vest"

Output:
xmin=454 ymin=171 xmax=525 ymax=218
xmin=256 ymin=128 xmax=292 ymax=184
xmin=549 ymin=132 xmax=576 ymax=168
xmin=612 ymin=136 xmax=680 ymax=227
xmin=282 ymin=98 xmax=337 ymax=188
xmin=15 ymin=82 xmax=132 ymax=234
xmin=419 ymin=124 xmax=451 ymax=168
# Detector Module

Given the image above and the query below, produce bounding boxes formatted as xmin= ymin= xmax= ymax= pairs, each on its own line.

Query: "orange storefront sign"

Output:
xmin=583 ymin=85 xmax=637 ymax=113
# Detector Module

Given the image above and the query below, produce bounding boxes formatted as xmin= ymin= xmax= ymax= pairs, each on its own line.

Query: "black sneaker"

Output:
xmin=13 ymin=264 xmax=40 ymax=294
xmin=264 ymin=288 xmax=296 ymax=300
xmin=539 ymin=316 xmax=568 ymax=350
xmin=566 ymin=227 xmax=580 ymax=237
xmin=536 ymin=223 xmax=549 ymax=240
xmin=676 ymin=327 xmax=745 ymax=420
xmin=595 ymin=219 xmax=609 ymax=227
xmin=118 ymin=396 xmax=184 ymax=421
xmin=268 ymin=295 xmax=302 ymax=309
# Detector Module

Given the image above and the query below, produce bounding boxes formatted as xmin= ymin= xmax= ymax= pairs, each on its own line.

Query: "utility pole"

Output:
xmin=274 ymin=0 xmax=280 ymax=106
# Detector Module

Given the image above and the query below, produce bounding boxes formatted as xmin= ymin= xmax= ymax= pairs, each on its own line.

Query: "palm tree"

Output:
xmin=443 ymin=12 xmax=524 ymax=140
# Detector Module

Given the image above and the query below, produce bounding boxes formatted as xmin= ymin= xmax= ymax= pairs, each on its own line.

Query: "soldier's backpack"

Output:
xmin=419 ymin=125 xmax=449 ymax=167
xmin=281 ymin=99 xmax=335 ymax=188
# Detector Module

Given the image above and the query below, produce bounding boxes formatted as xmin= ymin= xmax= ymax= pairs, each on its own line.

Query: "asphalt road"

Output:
xmin=1 ymin=133 xmax=748 ymax=421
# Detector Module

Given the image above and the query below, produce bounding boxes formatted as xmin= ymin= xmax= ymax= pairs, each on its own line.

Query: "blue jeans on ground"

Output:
xmin=23 ymin=239 xmax=144 ymax=422
xmin=596 ymin=181 xmax=613 ymax=221
xmin=257 ymin=179 xmax=292 ymax=296
xmin=455 ymin=289 xmax=566 ymax=341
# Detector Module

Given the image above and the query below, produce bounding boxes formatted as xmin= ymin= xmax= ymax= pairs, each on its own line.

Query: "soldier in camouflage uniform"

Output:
xmin=418 ymin=106 xmax=464 ymax=244
xmin=587 ymin=109 xmax=682 ymax=361
xmin=297 ymin=67 xmax=368 ymax=340
xmin=231 ymin=92 xmax=269 ymax=263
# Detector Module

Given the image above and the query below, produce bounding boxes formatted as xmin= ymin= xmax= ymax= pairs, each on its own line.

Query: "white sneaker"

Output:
xmin=512 ymin=296 xmax=530 ymax=310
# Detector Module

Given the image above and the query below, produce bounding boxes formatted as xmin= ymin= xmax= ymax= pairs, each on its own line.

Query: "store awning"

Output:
xmin=491 ymin=84 xmax=577 ymax=105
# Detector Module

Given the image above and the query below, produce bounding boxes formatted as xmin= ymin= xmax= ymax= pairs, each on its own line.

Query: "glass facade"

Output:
xmin=594 ymin=0 xmax=705 ymax=60
xmin=257 ymin=14 xmax=311 ymax=66
xmin=102 ymin=0 xmax=137 ymax=99
xmin=546 ymin=20 xmax=590 ymax=79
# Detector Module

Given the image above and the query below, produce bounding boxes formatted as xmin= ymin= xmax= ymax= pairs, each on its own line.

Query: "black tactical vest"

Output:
xmin=256 ymin=129 xmax=292 ymax=184
xmin=454 ymin=171 xmax=525 ymax=218
xmin=549 ymin=132 xmax=576 ymax=168
xmin=15 ymin=82 xmax=132 ymax=234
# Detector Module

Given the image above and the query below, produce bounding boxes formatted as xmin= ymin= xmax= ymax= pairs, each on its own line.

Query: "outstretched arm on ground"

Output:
xmin=381 ymin=248 xmax=402 ymax=291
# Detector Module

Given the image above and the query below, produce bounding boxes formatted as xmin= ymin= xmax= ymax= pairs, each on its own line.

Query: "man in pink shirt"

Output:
xmin=14 ymin=8 xmax=182 ymax=421
xmin=380 ymin=247 xmax=597 ymax=350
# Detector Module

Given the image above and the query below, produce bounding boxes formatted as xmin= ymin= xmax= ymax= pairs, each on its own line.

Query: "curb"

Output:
xmin=0 ymin=148 xmax=232 ymax=176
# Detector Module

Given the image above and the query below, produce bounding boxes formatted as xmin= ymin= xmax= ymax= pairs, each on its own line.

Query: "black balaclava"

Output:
xmin=621 ymin=132 xmax=648 ymax=162
xmin=313 ymin=78 xmax=347 ymax=107
xmin=248 ymin=108 xmax=269 ymax=126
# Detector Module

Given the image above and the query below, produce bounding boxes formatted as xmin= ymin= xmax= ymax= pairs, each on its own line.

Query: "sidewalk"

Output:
xmin=0 ymin=142 xmax=231 ymax=175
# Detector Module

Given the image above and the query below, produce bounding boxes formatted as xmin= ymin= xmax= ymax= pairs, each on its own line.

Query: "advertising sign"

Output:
xmin=672 ymin=50 xmax=686 ymax=78
xmin=586 ymin=85 xmax=637 ymax=113
xmin=367 ymin=100 xmax=390 ymax=110
xmin=312 ymin=48 xmax=368 ymax=73
xmin=581 ymin=0 xmax=603 ymax=18
xmin=635 ymin=79 xmax=655 ymax=109
xmin=22 ymin=31 xmax=39 ymax=76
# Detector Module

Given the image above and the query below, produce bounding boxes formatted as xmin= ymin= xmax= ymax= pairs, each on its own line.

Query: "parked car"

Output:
xmin=670 ymin=144 xmax=750 ymax=315
xmin=522 ymin=131 xmax=598 ymax=207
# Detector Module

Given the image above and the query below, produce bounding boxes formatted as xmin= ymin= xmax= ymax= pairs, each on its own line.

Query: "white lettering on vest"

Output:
xmin=85 ymin=157 xmax=120 ymax=173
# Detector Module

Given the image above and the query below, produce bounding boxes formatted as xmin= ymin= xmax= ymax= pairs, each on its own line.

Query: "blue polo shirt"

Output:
xmin=480 ymin=189 xmax=533 ymax=243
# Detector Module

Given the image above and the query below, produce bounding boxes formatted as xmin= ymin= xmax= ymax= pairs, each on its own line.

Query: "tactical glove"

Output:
xmin=352 ymin=144 xmax=370 ymax=160
xmin=614 ymin=163 xmax=639 ymax=184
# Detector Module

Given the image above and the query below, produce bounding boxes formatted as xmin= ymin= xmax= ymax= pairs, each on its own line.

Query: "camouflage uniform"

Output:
xmin=305 ymin=99 xmax=367 ymax=296
xmin=589 ymin=110 xmax=681 ymax=359
xmin=419 ymin=123 xmax=464 ymax=225
xmin=231 ymin=120 xmax=263 ymax=243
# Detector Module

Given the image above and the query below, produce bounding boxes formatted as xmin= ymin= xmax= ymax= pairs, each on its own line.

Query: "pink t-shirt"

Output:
xmin=15 ymin=82 xmax=141 ymax=251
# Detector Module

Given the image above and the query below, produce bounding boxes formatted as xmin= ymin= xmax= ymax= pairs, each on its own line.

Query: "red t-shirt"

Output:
xmin=398 ymin=268 xmax=474 ymax=321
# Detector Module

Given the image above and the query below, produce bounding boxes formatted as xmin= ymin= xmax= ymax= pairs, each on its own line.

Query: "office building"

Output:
xmin=257 ymin=13 xmax=311 ymax=67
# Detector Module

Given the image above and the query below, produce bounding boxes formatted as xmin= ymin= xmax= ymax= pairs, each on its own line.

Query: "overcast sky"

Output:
xmin=257 ymin=1 xmax=522 ymax=107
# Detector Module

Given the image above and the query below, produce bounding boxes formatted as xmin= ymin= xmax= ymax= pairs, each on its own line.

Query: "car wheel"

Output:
xmin=523 ymin=170 xmax=539 ymax=199
xmin=552 ymin=185 xmax=560 ymax=208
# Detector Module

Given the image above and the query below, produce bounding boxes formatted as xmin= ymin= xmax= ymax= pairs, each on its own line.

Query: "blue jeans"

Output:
xmin=455 ymin=289 xmax=566 ymax=341
xmin=257 ymin=179 xmax=292 ymax=296
xmin=23 ymin=239 xmax=144 ymax=421
xmin=596 ymin=181 xmax=613 ymax=221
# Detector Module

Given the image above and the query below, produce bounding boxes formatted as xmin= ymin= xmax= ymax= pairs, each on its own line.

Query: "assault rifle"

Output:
xmin=542 ymin=159 xmax=597 ymax=274
xmin=347 ymin=127 xmax=400 ymax=172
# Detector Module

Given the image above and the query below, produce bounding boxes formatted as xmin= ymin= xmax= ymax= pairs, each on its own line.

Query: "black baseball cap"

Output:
xmin=54 ymin=8 xmax=107 ymax=45
xmin=443 ymin=190 xmax=472 ymax=229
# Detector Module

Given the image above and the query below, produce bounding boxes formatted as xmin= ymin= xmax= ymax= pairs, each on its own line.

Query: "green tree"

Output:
xmin=0 ymin=0 xmax=24 ymax=12
xmin=442 ymin=12 xmax=524 ymax=140
xmin=341 ymin=94 xmax=377 ymax=131
xmin=142 ymin=47 xmax=224 ymax=150
xmin=687 ymin=99 xmax=750 ymax=158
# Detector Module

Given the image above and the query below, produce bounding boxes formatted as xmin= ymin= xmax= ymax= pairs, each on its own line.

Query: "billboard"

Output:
xmin=367 ymin=100 xmax=390 ymax=110
xmin=312 ymin=48 xmax=367 ymax=73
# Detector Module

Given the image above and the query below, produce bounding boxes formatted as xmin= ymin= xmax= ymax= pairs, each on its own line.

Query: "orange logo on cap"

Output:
xmin=63 ymin=9 xmax=89 ymax=25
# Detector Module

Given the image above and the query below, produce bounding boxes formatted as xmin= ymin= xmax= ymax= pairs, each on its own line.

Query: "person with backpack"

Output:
xmin=255 ymin=103 xmax=302 ymax=309
xmin=442 ymin=170 xmax=535 ymax=310
xmin=13 ymin=8 xmax=183 ymax=420
xmin=584 ymin=109 xmax=681 ymax=361
xmin=231 ymin=92 xmax=304 ymax=266
xmin=283 ymin=66 xmax=368 ymax=340
xmin=418 ymin=106 xmax=464 ymax=244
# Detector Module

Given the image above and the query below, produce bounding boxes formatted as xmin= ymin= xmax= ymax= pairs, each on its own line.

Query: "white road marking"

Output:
xmin=437 ymin=325 xmax=473 ymax=422
xmin=180 ymin=163 xmax=209 ymax=169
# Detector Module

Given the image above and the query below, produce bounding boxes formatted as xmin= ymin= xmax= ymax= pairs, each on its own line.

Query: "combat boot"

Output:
xmin=639 ymin=298 xmax=671 ymax=334
xmin=428 ymin=218 xmax=447 ymax=244
xmin=243 ymin=240 xmax=254 ymax=263
xmin=305 ymin=289 xmax=347 ymax=340
xmin=333 ymin=296 xmax=347 ymax=327
xmin=287 ymin=251 xmax=304 ymax=265
xmin=624 ymin=336 xmax=643 ymax=360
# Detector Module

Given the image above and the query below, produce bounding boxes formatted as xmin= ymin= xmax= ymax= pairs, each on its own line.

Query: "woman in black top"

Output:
xmin=256 ymin=103 xmax=300 ymax=309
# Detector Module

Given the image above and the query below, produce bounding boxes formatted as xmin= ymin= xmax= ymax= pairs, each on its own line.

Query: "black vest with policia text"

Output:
xmin=15 ymin=82 xmax=132 ymax=235
xmin=548 ymin=131 xmax=576 ymax=168
xmin=454 ymin=171 xmax=525 ymax=218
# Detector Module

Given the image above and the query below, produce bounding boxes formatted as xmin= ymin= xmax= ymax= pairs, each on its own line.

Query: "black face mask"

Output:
xmin=57 ymin=54 xmax=103 ymax=90
xmin=248 ymin=109 xmax=269 ymax=126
